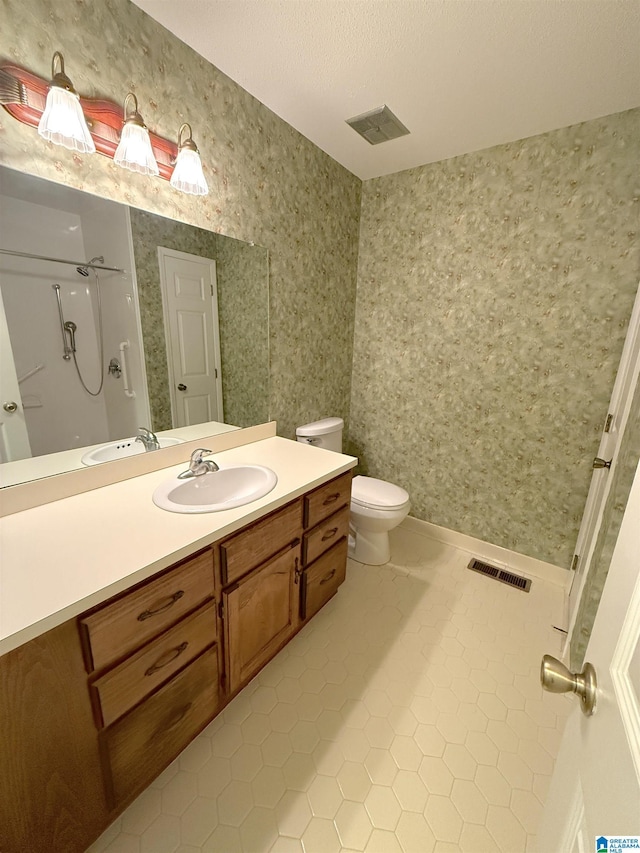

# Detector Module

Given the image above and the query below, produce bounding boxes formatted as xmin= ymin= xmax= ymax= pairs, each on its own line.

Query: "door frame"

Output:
xmin=566 ymin=280 xmax=640 ymax=644
xmin=157 ymin=246 xmax=223 ymax=428
xmin=0 ymin=283 xmax=32 ymax=462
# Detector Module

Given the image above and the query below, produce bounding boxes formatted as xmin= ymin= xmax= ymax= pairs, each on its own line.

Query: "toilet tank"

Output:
xmin=296 ymin=417 xmax=344 ymax=452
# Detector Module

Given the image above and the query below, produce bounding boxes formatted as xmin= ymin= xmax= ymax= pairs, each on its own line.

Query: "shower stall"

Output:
xmin=0 ymin=171 xmax=150 ymax=462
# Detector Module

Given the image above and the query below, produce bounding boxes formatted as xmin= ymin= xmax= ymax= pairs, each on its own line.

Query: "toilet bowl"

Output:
xmin=295 ymin=418 xmax=410 ymax=566
xmin=349 ymin=475 xmax=410 ymax=565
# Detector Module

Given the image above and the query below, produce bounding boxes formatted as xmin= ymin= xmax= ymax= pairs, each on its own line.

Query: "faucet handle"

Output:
xmin=190 ymin=448 xmax=213 ymax=464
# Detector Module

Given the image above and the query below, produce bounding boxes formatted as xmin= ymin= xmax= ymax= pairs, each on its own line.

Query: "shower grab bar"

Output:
xmin=52 ymin=284 xmax=72 ymax=360
xmin=17 ymin=363 xmax=44 ymax=384
xmin=119 ymin=340 xmax=136 ymax=398
xmin=0 ymin=247 xmax=125 ymax=273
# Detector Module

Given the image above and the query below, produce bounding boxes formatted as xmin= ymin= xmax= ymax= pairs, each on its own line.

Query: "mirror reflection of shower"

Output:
xmin=51 ymin=256 xmax=105 ymax=397
xmin=0 ymin=172 xmax=153 ymax=462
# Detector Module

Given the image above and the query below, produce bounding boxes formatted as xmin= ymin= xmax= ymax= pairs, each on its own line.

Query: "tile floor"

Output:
xmin=89 ymin=525 xmax=572 ymax=853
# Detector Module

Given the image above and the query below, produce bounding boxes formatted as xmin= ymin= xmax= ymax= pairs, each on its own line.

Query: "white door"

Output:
xmin=0 ymin=285 xmax=31 ymax=462
xmin=158 ymin=247 xmax=223 ymax=428
xmin=566 ymin=283 xmax=640 ymax=636
xmin=537 ymin=458 xmax=640 ymax=850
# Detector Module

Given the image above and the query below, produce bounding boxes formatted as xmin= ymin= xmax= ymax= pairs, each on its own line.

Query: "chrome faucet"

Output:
xmin=135 ymin=426 xmax=160 ymax=452
xmin=177 ymin=448 xmax=219 ymax=479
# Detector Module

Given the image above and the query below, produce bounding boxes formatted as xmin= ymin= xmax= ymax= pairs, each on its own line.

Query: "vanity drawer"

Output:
xmin=302 ymin=505 xmax=350 ymax=566
xmin=301 ymin=538 xmax=348 ymax=621
xmin=219 ymin=498 xmax=302 ymax=586
xmin=103 ymin=646 xmax=220 ymax=807
xmin=91 ymin=603 xmax=217 ymax=728
xmin=80 ymin=550 xmax=215 ymax=673
xmin=303 ymin=472 xmax=352 ymax=529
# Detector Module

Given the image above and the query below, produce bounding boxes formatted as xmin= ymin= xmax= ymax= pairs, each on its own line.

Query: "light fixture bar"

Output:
xmin=0 ymin=63 xmax=179 ymax=181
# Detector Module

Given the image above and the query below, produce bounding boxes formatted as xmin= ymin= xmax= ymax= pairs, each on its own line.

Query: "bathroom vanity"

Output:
xmin=0 ymin=429 xmax=355 ymax=853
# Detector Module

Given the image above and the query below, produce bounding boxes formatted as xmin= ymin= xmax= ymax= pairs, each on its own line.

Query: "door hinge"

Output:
xmin=604 ymin=413 xmax=614 ymax=433
xmin=215 ymin=368 xmax=218 ymax=379
xmin=570 ymin=554 xmax=579 ymax=572
xmin=218 ymin=599 xmax=224 ymax=619
xmin=210 ymin=284 xmax=214 ymax=296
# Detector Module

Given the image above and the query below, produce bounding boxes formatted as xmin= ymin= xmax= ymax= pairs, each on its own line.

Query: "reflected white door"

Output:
xmin=538 ymin=459 xmax=640 ymax=849
xmin=158 ymin=247 xmax=223 ymax=428
xmin=0 ymin=285 xmax=31 ymax=462
xmin=567 ymin=282 xmax=640 ymax=635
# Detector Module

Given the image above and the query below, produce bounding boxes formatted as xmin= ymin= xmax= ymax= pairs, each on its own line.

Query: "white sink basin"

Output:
xmin=152 ymin=465 xmax=278 ymax=513
xmin=81 ymin=437 xmax=184 ymax=466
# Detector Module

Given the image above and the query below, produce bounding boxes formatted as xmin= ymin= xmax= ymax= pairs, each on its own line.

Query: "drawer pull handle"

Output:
xmin=320 ymin=569 xmax=336 ymax=586
xmin=322 ymin=493 xmax=340 ymax=506
xmin=145 ymin=641 xmax=189 ymax=676
xmin=137 ymin=590 xmax=185 ymax=621
xmin=321 ymin=527 xmax=338 ymax=542
xmin=166 ymin=702 xmax=193 ymax=731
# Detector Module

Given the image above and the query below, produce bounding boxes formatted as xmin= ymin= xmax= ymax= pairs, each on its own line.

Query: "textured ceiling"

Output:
xmin=133 ymin=0 xmax=640 ymax=180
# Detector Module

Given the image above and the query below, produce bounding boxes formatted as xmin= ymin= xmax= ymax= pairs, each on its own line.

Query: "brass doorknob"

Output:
xmin=540 ymin=654 xmax=597 ymax=716
xmin=177 ymin=383 xmax=187 ymax=391
xmin=593 ymin=457 xmax=612 ymax=470
xmin=3 ymin=401 xmax=18 ymax=413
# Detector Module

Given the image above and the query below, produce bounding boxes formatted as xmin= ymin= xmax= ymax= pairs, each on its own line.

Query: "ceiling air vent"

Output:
xmin=346 ymin=105 xmax=410 ymax=145
xmin=467 ymin=558 xmax=532 ymax=593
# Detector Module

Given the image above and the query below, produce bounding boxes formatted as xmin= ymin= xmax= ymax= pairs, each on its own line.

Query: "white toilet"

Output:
xmin=296 ymin=418 xmax=410 ymax=565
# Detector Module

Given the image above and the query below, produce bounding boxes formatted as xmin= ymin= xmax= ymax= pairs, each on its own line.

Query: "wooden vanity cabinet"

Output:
xmin=299 ymin=472 xmax=352 ymax=621
xmin=217 ymin=497 xmax=303 ymax=695
xmin=0 ymin=619 xmax=109 ymax=853
xmin=223 ymin=542 xmax=300 ymax=693
xmin=0 ymin=471 xmax=353 ymax=853
xmin=80 ymin=548 xmax=221 ymax=811
xmin=104 ymin=646 xmax=220 ymax=805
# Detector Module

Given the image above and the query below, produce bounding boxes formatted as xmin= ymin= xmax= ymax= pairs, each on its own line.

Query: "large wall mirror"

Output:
xmin=0 ymin=165 xmax=269 ymax=487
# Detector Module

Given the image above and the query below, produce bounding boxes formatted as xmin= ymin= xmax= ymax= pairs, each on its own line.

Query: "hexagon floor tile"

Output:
xmin=89 ymin=527 xmax=571 ymax=853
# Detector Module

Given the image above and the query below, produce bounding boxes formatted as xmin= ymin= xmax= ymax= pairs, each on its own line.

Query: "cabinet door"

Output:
xmin=224 ymin=544 xmax=299 ymax=694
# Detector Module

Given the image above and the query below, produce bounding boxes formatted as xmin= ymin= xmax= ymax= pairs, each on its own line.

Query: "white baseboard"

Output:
xmin=400 ymin=516 xmax=571 ymax=589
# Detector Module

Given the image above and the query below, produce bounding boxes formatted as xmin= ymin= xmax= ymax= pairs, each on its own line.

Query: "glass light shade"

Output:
xmin=113 ymin=122 xmax=159 ymax=176
xmin=170 ymin=147 xmax=209 ymax=195
xmin=37 ymin=86 xmax=95 ymax=153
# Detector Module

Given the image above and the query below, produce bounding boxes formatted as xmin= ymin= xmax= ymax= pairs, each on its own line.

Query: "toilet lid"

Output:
xmin=351 ymin=475 xmax=409 ymax=511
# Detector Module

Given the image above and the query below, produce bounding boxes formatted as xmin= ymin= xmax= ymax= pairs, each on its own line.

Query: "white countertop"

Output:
xmin=0 ymin=421 xmax=238 ymax=488
xmin=0 ymin=436 xmax=356 ymax=657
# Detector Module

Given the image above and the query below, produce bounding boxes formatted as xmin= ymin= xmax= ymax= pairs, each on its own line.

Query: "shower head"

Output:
xmin=76 ymin=255 xmax=104 ymax=276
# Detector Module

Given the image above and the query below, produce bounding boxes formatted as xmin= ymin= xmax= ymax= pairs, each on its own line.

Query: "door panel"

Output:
xmin=538 ymin=460 xmax=640 ymax=845
xmin=158 ymin=248 xmax=223 ymax=428
xmin=224 ymin=546 xmax=298 ymax=694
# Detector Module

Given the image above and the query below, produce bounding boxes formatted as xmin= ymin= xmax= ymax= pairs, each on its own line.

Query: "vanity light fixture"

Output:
xmin=170 ymin=123 xmax=209 ymax=196
xmin=37 ymin=52 xmax=95 ymax=153
xmin=113 ymin=93 xmax=159 ymax=176
xmin=1 ymin=62 xmax=209 ymax=189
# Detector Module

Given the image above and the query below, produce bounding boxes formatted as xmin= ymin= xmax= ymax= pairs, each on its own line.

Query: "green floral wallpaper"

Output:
xmin=1 ymin=0 xmax=638 ymax=579
xmin=214 ymin=232 xmax=269 ymax=428
xmin=350 ymin=110 xmax=640 ymax=567
xmin=0 ymin=0 xmax=361 ymax=441
xmin=129 ymin=209 xmax=269 ymax=431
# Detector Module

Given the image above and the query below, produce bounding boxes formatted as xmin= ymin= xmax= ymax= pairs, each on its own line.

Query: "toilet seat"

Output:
xmin=351 ymin=475 xmax=410 ymax=511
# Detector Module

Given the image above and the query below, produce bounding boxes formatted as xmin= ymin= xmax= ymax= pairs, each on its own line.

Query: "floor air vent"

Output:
xmin=467 ymin=558 xmax=532 ymax=592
